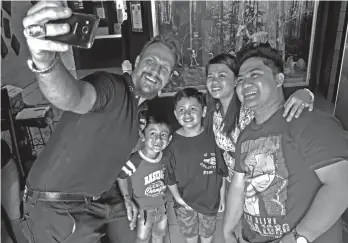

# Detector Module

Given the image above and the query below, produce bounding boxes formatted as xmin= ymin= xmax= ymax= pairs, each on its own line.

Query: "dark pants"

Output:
xmin=21 ymin=196 xmax=136 ymax=243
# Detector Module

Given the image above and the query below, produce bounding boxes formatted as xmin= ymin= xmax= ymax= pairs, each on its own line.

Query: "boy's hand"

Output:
xmin=177 ymin=198 xmax=193 ymax=210
xmin=183 ymin=203 xmax=193 ymax=211
xmin=124 ymin=197 xmax=138 ymax=230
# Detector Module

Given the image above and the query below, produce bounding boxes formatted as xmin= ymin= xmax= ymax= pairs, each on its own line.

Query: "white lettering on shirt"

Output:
xmin=144 ymin=169 xmax=164 ymax=186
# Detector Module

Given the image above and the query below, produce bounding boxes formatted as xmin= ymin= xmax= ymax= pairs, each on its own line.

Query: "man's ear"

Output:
xmin=135 ymin=55 xmax=140 ymax=68
xmin=276 ymin=73 xmax=285 ymax=87
xmin=168 ymin=135 xmax=173 ymax=143
xmin=174 ymin=110 xmax=178 ymax=119
xmin=202 ymin=106 xmax=207 ymax=117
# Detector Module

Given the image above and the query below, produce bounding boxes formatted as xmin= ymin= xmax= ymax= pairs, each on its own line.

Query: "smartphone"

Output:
xmin=46 ymin=13 xmax=100 ymax=49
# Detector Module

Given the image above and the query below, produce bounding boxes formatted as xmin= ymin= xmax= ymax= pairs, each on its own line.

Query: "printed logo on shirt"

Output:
xmin=243 ymin=213 xmax=291 ymax=238
xmin=200 ymin=153 xmax=216 ymax=175
xmin=240 ymin=135 xmax=289 ymax=239
xmin=144 ymin=169 xmax=166 ymax=197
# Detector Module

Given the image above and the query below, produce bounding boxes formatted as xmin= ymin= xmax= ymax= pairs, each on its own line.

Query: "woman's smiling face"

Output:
xmin=206 ymin=63 xmax=236 ymax=101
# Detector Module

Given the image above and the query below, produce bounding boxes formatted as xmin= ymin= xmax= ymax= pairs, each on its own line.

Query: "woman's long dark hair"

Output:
xmin=204 ymin=53 xmax=241 ymax=135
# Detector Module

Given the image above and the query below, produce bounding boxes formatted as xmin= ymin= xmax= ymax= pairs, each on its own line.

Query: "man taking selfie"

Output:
xmin=21 ymin=1 xmax=178 ymax=243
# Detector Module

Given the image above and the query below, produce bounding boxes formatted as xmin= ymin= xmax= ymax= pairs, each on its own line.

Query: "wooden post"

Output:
xmin=278 ymin=1 xmax=285 ymax=62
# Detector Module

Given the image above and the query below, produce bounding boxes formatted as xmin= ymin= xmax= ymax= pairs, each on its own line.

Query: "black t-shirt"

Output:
xmin=166 ymin=130 xmax=228 ymax=216
xmin=27 ymin=72 xmax=141 ymax=197
xmin=235 ymin=108 xmax=348 ymax=243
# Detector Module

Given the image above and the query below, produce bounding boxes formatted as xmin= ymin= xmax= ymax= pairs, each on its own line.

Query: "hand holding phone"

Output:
xmin=46 ymin=13 xmax=100 ymax=49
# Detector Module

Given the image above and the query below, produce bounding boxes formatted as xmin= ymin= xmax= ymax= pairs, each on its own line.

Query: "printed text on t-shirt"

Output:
xmin=144 ymin=169 xmax=166 ymax=197
xmin=200 ymin=153 xmax=216 ymax=175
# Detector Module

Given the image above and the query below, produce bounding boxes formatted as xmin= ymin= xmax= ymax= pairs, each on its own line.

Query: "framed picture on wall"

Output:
xmin=151 ymin=0 xmax=319 ymax=96
xmin=131 ymin=1 xmax=143 ymax=32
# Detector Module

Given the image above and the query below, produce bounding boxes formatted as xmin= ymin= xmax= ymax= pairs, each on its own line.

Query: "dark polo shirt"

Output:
xmin=27 ymin=72 xmax=143 ymax=197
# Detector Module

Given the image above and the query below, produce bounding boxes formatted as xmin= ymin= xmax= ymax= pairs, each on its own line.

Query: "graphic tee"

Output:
xmin=166 ymin=130 xmax=228 ymax=216
xmin=118 ymin=150 xmax=168 ymax=210
xmin=235 ymin=108 xmax=348 ymax=243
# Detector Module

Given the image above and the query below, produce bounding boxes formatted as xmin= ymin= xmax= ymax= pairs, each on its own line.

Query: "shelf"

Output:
xmin=95 ymin=34 xmax=122 ymax=39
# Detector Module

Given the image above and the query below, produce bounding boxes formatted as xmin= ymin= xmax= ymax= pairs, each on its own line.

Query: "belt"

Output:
xmin=23 ymin=186 xmax=101 ymax=204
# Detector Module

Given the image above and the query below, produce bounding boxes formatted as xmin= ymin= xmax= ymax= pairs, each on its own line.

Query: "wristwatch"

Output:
xmin=292 ymin=227 xmax=310 ymax=243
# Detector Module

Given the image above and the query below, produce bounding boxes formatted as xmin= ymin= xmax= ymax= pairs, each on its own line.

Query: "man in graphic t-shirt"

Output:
xmin=223 ymin=42 xmax=348 ymax=243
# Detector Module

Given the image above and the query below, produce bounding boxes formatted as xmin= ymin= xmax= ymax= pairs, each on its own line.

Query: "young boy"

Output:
xmin=166 ymin=88 xmax=228 ymax=243
xmin=117 ymin=116 xmax=172 ymax=243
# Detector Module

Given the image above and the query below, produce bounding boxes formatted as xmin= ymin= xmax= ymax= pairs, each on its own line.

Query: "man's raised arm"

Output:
xmin=23 ymin=1 xmax=96 ymax=114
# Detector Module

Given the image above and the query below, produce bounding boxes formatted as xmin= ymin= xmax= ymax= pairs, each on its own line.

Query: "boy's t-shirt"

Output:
xmin=235 ymin=108 xmax=348 ymax=243
xmin=166 ymin=130 xmax=228 ymax=216
xmin=118 ymin=150 xmax=169 ymax=210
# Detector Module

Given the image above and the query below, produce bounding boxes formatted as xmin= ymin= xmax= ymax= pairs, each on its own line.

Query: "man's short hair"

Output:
xmin=139 ymin=35 xmax=179 ymax=65
xmin=174 ymin=87 xmax=206 ymax=109
xmin=237 ymin=42 xmax=284 ymax=74
xmin=143 ymin=115 xmax=172 ymax=135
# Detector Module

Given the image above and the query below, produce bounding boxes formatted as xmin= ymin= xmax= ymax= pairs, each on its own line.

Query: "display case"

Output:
xmin=151 ymin=0 xmax=319 ymax=95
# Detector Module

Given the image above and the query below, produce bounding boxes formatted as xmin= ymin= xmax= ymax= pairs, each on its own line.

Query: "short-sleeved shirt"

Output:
xmin=118 ymin=150 xmax=169 ymax=210
xmin=166 ymin=130 xmax=229 ymax=216
xmin=235 ymin=108 xmax=348 ymax=243
xmin=27 ymin=72 xmax=145 ymax=197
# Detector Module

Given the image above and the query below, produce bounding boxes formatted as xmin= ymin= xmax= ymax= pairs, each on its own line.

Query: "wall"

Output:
xmin=1 ymin=1 xmax=76 ymax=106
xmin=126 ymin=1 xmax=153 ymax=66
xmin=334 ymin=33 xmax=348 ymax=130
xmin=327 ymin=1 xmax=347 ymax=102
xmin=2 ymin=2 xmax=34 ymax=88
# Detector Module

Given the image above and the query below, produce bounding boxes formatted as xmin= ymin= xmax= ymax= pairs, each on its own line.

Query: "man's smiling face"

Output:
xmin=236 ymin=57 xmax=280 ymax=111
xmin=133 ymin=42 xmax=176 ymax=99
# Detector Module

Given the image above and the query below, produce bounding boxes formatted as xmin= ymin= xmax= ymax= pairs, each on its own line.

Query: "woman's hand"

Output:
xmin=283 ymin=89 xmax=314 ymax=122
xmin=218 ymin=197 xmax=225 ymax=212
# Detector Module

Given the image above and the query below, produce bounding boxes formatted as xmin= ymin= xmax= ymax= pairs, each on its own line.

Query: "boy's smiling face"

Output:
xmin=174 ymin=97 xmax=206 ymax=130
xmin=142 ymin=123 xmax=172 ymax=155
